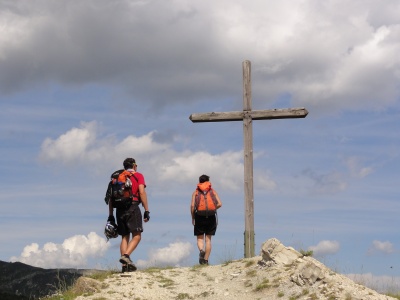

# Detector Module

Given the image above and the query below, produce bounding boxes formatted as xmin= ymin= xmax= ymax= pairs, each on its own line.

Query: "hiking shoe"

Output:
xmin=199 ymin=250 xmax=205 ymax=264
xmin=119 ymin=254 xmax=133 ymax=265
xmin=126 ymin=263 xmax=137 ymax=272
xmin=199 ymin=259 xmax=208 ymax=265
xmin=122 ymin=264 xmax=137 ymax=273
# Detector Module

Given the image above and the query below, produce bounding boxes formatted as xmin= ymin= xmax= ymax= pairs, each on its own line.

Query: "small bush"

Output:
xmin=299 ymin=249 xmax=313 ymax=257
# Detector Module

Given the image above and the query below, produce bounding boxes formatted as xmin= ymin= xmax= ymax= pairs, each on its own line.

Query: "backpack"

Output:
xmin=194 ymin=188 xmax=218 ymax=217
xmin=104 ymin=169 xmax=139 ymax=209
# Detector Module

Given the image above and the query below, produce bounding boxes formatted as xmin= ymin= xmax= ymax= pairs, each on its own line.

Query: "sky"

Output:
xmin=1 ymin=0 xmax=399 ymax=292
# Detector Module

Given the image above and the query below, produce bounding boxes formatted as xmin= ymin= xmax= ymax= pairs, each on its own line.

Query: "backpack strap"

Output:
xmin=209 ymin=189 xmax=218 ymax=222
xmin=209 ymin=188 xmax=218 ymax=207
xmin=128 ymin=172 xmax=141 ymax=202
xmin=131 ymin=173 xmax=139 ymax=182
xmin=194 ymin=187 xmax=204 ymax=212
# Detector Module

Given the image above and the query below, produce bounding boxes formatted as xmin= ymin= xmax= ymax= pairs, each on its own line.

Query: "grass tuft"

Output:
xmin=254 ymin=278 xmax=270 ymax=291
xmin=298 ymin=249 xmax=314 ymax=257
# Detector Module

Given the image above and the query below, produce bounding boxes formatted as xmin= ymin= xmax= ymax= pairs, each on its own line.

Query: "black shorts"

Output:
xmin=116 ymin=202 xmax=143 ymax=236
xmin=194 ymin=214 xmax=217 ymax=236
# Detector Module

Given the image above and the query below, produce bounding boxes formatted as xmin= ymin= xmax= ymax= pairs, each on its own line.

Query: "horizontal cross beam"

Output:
xmin=189 ymin=107 xmax=308 ymax=123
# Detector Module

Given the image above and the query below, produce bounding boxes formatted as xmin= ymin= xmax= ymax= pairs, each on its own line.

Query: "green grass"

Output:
xmin=298 ymin=249 xmax=313 ymax=257
xmin=143 ymin=266 xmax=174 ymax=273
xmin=45 ymin=290 xmax=82 ymax=300
xmin=156 ymin=275 xmax=175 ymax=288
xmin=88 ymin=270 xmax=118 ymax=281
xmin=386 ymin=293 xmax=400 ymax=299
xmin=254 ymin=278 xmax=270 ymax=291
xmin=246 ymin=269 xmax=257 ymax=277
xmin=244 ymin=260 xmax=255 ymax=267
xmin=44 ymin=269 xmax=119 ymax=300
xmin=221 ymin=259 xmax=234 ymax=266
xmin=176 ymin=292 xmax=192 ymax=299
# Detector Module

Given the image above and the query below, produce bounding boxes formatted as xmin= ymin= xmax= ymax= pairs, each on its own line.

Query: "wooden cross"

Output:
xmin=189 ymin=60 xmax=308 ymax=258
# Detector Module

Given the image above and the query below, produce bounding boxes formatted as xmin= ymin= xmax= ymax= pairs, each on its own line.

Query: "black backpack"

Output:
xmin=104 ymin=169 xmax=138 ymax=209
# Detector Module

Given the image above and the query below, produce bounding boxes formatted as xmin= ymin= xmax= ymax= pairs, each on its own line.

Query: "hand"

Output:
xmin=144 ymin=211 xmax=150 ymax=222
xmin=192 ymin=218 xmax=195 ymax=226
xmin=107 ymin=215 xmax=115 ymax=224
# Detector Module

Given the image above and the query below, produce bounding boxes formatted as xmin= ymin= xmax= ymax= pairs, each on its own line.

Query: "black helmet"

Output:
xmin=104 ymin=222 xmax=118 ymax=241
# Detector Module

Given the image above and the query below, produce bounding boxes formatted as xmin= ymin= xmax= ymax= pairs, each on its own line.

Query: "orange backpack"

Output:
xmin=195 ymin=188 xmax=218 ymax=217
xmin=104 ymin=169 xmax=139 ymax=209
xmin=116 ymin=170 xmax=138 ymax=198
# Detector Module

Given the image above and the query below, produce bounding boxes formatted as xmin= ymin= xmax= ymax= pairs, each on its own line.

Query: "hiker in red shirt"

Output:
xmin=107 ymin=158 xmax=150 ymax=272
xmin=190 ymin=174 xmax=222 ymax=265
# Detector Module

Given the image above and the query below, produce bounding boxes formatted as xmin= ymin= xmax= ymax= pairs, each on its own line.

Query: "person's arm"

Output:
xmin=139 ymin=184 xmax=150 ymax=222
xmin=107 ymin=200 xmax=116 ymax=224
xmin=190 ymin=191 xmax=196 ymax=225
xmin=214 ymin=190 xmax=222 ymax=209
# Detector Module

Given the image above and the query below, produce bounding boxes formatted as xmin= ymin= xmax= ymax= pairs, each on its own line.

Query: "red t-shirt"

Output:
xmin=130 ymin=171 xmax=146 ymax=201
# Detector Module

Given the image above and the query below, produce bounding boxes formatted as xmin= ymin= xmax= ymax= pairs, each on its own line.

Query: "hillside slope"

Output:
xmin=0 ymin=260 xmax=99 ymax=299
xmin=75 ymin=238 xmax=395 ymax=300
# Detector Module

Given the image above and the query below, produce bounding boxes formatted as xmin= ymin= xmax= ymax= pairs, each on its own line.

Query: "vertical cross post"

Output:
xmin=242 ymin=61 xmax=255 ymax=257
xmin=189 ymin=60 xmax=308 ymax=258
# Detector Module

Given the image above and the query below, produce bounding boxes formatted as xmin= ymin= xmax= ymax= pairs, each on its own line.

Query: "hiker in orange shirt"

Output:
xmin=190 ymin=174 xmax=222 ymax=265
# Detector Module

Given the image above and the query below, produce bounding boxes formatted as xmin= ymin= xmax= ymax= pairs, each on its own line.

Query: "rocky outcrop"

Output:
xmin=259 ymin=238 xmax=395 ymax=300
xmin=261 ymin=237 xmax=303 ymax=265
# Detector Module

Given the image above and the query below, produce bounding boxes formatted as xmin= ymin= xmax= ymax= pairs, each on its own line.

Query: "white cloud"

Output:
xmin=39 ymin=122 xmax=275 ymax=192
xmin=136 ymin=241 xmax=193 ymax=268
xmin=309 ymin=240 xmax=340 ymax=256
xmin=10 ymin=232 xmax=110 ymax=268
xmin=368 ymin=240 xmax=395 ymax=255
xmin=159 ymin=150 xmax=244 ymax=189
xmin=39 ymin=121 xmax=98 ymax=164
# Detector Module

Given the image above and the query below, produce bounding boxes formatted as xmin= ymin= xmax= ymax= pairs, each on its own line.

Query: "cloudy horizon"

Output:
xmin=1 ymin=0 xmax=399 ymax=293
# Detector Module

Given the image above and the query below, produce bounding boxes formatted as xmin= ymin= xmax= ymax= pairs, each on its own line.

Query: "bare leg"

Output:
xmin=120 ymin=235 xmax=130 ymax=256
xmin=196 ymin=234 xmax=205 ymax=252
xmin=204 ymin=235 xmax=212 ymax=260
xmin=120 ymin=232 xmax=141 ymax=256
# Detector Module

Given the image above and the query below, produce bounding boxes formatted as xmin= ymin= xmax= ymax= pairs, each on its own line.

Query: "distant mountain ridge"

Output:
xmin=0 ymin=260 xmax=97 ymax=299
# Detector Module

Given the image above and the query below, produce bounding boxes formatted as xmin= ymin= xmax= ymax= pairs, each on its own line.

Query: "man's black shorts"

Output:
xmin=116 ymin=202 xmax=143 ymax=236
xmin=194 ymin=214 xmax=217 ymax=236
